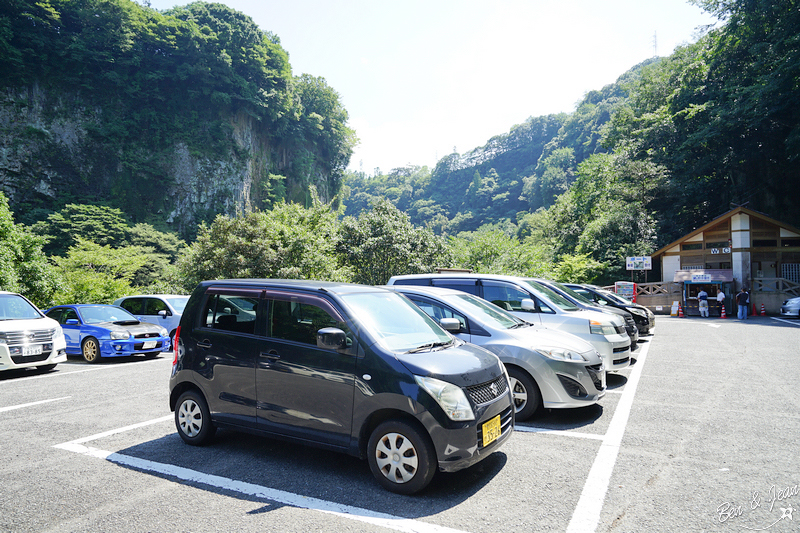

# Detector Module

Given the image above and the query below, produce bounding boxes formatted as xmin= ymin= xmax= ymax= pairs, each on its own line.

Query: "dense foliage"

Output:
xmin=0 ymin=0 xmax=355 ymax=232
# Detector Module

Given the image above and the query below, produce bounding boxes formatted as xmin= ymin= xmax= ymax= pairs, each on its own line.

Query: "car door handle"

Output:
xmin=197 ymin=340 xmax=212 ymax=349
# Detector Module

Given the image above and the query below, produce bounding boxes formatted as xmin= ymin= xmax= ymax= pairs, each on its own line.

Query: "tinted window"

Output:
xmin=119 ymin=298 xmax=143 ymax=314
xmin=268 ymin=300 xmax=345 ymax=345
xmin=481 ymin=282 xmax=552 ymax=313
xmin=431 ymin=278 xmax=480 ymax=296
xmin=391 ymin=278 xmax=431 ymax=286
xmin=48 ymin=308 xmax=79 ymax=324
xmin=520 ymin=279 xmax=578 ymax=312
xmin=202 ymin=293 xmax=258 ymax=335
xmin=144 ymin=298 xmax=168 ymax=315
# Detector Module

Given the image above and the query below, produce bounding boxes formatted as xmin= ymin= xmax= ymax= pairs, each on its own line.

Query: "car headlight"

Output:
xmin=589 ymin=320 xmax=617 ymax=335
xmin=535 ymin=346 xmax=588 ymax=362
xmin=415 ymin=375 xmax=475 ymax=421
xmin=52 ymin=326 xmax=65 ymax=341
xmin=110 ymin=330 xmax=130 ymax=340
xmin=629 ymin=308 xmax=647 ymax=318
xmin=159 ymin=327 xmax=168 ymax=337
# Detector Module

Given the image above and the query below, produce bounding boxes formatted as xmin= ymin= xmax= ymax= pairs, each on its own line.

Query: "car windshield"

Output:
xmin=522 ymin=279 xmax=580 ymax=311
xmin=166 ymin=297 xmax=190 ymax=312
xmin=0 ymin=294 xmax=42 ymax=320
xmin=340 ymin=292 xmax=452 ymax=353
xmin=78 ymin=306 xmax=138 ymax=324
xmin=451 ymin=294 xmax=524 ymax=329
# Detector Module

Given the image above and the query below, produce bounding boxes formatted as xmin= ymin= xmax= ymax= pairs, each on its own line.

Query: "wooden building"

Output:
xmin=640 ymin=207 xmax=800 ymax=315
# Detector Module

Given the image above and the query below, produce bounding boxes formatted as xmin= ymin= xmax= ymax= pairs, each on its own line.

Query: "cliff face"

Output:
xmin=0 ymin=85 xmax=333 ymax=237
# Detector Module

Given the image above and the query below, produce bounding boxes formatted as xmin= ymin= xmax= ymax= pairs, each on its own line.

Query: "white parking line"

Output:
xmin=54 ymin=419 xmax=469 ymax=533
xmin=565 ymin=337 xmax=651 ymax=532
xmin=0 ymin=357 xmax=169 ymax=384
xmin=515 ymin=427 xmax=605 ymax=441
xmin=0 ymin=396 xmax=71 ymax=413
xmin=771 ymin=317 xmax=800 ymax=326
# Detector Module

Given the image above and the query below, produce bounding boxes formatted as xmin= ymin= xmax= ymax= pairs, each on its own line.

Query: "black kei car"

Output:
xmin=169 ymin=279 xmax=514 ymax=494
xmin=564 ymin=283 xmax=656 ymax=335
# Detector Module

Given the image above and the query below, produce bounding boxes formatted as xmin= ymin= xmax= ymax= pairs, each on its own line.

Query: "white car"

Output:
xmin=388 ymin=273 xmax=632 ymax=372
xmin=0 ymin=291 xmax=67 ymax=372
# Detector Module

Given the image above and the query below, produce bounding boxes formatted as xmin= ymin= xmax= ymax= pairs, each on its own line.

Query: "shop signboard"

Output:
xmin=625 ymin=256 xmax=652 ymax=270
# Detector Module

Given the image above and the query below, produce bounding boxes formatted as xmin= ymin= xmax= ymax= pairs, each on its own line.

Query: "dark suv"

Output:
xmin=169 ymin=279 xmax=514 ymax=494
xmin=564 ymin=284 xmax=656 ymax=335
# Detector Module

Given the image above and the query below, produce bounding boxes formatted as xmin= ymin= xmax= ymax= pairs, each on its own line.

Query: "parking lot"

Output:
xmin=1 ymin=315 xmax=799 ymax=532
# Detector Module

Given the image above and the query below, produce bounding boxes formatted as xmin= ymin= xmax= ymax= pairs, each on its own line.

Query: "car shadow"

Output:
xmin=111 ymin=429 xmax=508 ymax=517
xmin=519 ymin=402 xmax=604 ymax=431
xmin=0 ymin=364 xmax=59 ymax=381
xmin=65 ymin=353 xmax=166 ymax=364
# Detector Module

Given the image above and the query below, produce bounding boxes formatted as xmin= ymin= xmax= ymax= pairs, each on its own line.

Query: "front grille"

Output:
xmin=134 ymin=332 xmax=160 ymax=339
xmin=613 ymin=356 xmax=630 ymax=366
xmin=466 ymin=375 xmax=509 ymax=405
xmin=587 ymin=364 xmax=604 ymax=392
xmin=613 ymin=346 xmax=629 ymax=354
xmin=476 ymin=405 xmax=513 ymax=448
xmin=0 ymin=329 xmax=55 ymax=346
xmin=624 ymin=316 xmax=635 ymax=326
xmin=11 ymin=353 xmax=51 ymax=364
xmin=557 ymin=374 xmax=588 ymax=398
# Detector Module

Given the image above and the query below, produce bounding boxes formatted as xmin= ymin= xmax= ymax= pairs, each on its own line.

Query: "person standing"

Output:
xmin=698 ymin=287 xmax=709 ymax=317
xmin=716 ymin=289 xmax=725 ymax=317
xmin=736 ymin=288 xmax=749 ymax=320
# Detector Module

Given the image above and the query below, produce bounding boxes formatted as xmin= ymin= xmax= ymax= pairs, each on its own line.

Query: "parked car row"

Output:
xmin=3 ymin=274 xmax=655 ymax=496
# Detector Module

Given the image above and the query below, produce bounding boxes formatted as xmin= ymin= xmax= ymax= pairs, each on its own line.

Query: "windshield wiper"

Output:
xmin=509 ymin=322 xmax=532 ymax=329
xmin=405 ymin=340 xmax=452 ymax=353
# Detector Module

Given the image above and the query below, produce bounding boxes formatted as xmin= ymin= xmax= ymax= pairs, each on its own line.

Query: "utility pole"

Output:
xmin=653 ymin=31 xmax=658 ymax=57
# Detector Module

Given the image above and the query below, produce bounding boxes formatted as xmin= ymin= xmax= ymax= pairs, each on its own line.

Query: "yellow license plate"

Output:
xmin=482 ymin=415 xmax=502 ymax=446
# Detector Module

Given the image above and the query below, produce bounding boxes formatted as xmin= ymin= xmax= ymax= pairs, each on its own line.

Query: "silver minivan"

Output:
xmin=388 ymin=273 xmax=631 ymax=371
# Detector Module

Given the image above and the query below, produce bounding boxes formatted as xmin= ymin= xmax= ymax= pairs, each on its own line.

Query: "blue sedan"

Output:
xmin=44 ymin=304 xmax=171 ymax=363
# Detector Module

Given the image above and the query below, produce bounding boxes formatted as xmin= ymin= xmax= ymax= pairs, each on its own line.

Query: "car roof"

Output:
xmin=391 ymin=272 xmax=525 ymax=282
xmin=199 ymin=279 xmax=390 ymax=296
xmin=386 ymin=285 xmax=472 ymax=298
xmin=117 ymin=294 xmax=189 ymax=299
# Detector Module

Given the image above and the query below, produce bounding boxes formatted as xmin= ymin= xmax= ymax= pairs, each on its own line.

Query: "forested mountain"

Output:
xmin=345 ymin=0 xmax=800 ymax=265
xmin=0 ymin=0 xmax=355 ymax=238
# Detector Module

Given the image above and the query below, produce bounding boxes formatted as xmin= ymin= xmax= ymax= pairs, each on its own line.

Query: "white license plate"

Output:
xmin=142 ymin=341 xmax=157 ymax=349
xmin=23 ymin=345 xmax=43 ymax=356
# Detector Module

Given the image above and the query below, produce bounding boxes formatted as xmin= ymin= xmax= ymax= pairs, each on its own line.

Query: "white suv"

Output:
xmin=388 ymin=273 xmax=631 ymax=371
xmin=0 ymin=291 xmax=67 ymax=372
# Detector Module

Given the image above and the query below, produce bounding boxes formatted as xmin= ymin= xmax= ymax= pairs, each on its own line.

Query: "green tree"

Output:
xmin=0 ymin=192 xmax=61 ymax=306
xmin=52 ymin=238 xmax=151 ymax=304
xmin=33 ymin=204 xmax=130 ymax=257
xmin=178 ymin=194 xmax=348 ymax=287
xmin=337 ymin=199 xmax=453 ymax=285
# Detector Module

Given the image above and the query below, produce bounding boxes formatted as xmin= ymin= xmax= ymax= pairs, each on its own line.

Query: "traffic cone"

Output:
xmin=760 ymin=303 xmax=766 ymax=316
xmin=721 ymin=305 xmax=727 ymax=319
xmin=678 ymin=302 xmax=684 ymax=318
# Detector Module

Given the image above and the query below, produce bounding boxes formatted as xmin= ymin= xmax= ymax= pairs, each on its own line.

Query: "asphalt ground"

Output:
xmin=0 ymin=314 xmax=798 ymax=532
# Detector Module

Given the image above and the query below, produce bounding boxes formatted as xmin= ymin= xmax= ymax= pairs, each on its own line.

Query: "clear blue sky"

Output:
xmin=143 ymin=0 xmax=718 ymax=175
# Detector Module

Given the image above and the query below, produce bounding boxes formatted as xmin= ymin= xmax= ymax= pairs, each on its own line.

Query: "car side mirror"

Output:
xmin=439 ymin=318 xmax=461 ymax=332
xmin=521 ymin=298 xmax=537 ymax=311
xmin=158 ymin=310 xmax=168 ymax=318
xmin=65 ymin=318 xmax=79 ymax=325
xmin=317 ymin=327 xmax=347 ymax=350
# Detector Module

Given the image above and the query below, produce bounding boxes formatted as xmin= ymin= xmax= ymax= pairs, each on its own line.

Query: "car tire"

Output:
xmin=508 ymin=367 xmax=541 ymax=421
xmin=82 ymin=337 xmax=101 ymax=363
xmin=175 ymin=390 xmax=216 ymax=446
xmin=367 ymin=420 xmax=437 ymax=495
xmin=37 ymin=364 xmax=57 ymax=371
